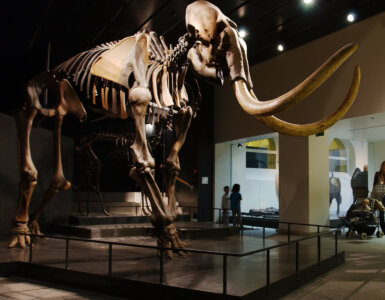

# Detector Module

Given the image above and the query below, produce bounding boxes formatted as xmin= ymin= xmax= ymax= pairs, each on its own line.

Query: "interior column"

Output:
xmin=278 ymin=131 xmax=330 ymax=234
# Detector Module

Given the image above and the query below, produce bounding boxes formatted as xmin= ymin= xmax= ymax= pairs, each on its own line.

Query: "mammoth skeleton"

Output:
xmin=9 ymin=1 xmax=360 ymax=256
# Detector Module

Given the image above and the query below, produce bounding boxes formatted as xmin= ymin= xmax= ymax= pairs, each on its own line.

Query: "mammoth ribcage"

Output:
xmin=54 ymin=42 xmax=132 ymax=118
xmin=52 ymin=32 xmax=193 ymax=128
xmin=79 ymin=131 xmax=135 ymax=165
xmin=53 ymin=43 xmax=173 ymax=122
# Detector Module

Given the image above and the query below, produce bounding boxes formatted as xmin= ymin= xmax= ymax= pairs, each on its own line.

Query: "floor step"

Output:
xmin=68 ymin=214 xmax=191 ymax=226
xmin=45 ymin=221 xmax=237 ymax=239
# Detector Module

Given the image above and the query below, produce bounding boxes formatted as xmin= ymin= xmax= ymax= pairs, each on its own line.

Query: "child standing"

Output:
xmin=221 ymin=186 xmax=230 ymax=225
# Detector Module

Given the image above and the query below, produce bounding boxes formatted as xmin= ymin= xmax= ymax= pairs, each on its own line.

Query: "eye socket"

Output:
xmin=187 ymin=25 xmax=197 ymax=37
xmin=196 ymin=39 xmax=210 ymax=47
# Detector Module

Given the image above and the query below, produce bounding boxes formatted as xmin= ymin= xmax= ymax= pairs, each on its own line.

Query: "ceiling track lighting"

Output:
xmin=303 ymin=0 xmax=314 ymax=5
xmin=238 ymin=27 xmax=247 ymax=38
xmin=347 ymin=12 xmax=356 ymax=23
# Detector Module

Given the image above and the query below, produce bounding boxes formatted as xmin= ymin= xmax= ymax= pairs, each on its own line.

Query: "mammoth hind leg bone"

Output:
xmin=29 ymin=115 xmax=71 ymax=235
xmin=9 ymin=108 xmax=38 ymax=248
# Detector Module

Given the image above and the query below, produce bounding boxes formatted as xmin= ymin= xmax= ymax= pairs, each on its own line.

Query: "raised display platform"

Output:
xmin=45 ymin=214 xmax=237 ymax=239
xmin=0 ymin=231 xmax=345 ymax=300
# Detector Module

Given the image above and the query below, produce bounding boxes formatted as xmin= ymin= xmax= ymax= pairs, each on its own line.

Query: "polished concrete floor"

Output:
xmin=0 ymin=226 xmax=338 ymax=298
xmin=1 ymin=224 xmax=384 ymax=299
xmin=282 ymin=229 xmax=385 ymax=300
xmin=0 ymin=276 xmax=127 ymax=300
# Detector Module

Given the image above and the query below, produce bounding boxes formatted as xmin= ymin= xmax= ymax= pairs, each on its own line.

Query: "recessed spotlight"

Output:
xmin=277 ymin=44 xmax=285 ymax=52
xmin=347 ymin=12 xmax=356 ymax=22
xmin=303 ymin=0 xmax=314 ymax=5
xmin=239 ymin=28 xmax=247 ymax=38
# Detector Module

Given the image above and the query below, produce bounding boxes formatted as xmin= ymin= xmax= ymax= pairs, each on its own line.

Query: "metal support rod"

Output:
xmin=317 ymin=225 xmax=320 ymax=234
xmin=266 ymin=249 xmax=270 ymax=296
xmin=223 ymin=254 xmax=227 ymax=295
xmin=295 ymin=241 xmax=299 ymax=275
xmin=29 ymin=236 xmax=33 ymax=264
xmin=159 ymin=249 xmax=164 ymax=285
xmin=87 ymin=174 xmax=91 ymax=216
xmin=43 ymin=43 xmax=51 ymax=106
xmin=263 ymin=226 xmax=266 ymax=241
xmin=317 ymin=235 xmax=321 ymax=266
xmin=108 ymin=243 xmax=112 ymax=277
xmin=65 ymin=239 xmax=69 ymax=270
xmin=335 ymin=232 xmax=338 ymax=257
xmin=288 ymin=223 xmax=291 ymax=242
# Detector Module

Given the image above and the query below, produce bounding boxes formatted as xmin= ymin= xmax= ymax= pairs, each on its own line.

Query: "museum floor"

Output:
xmin=0 ymin=226 xmax=385 ymax=299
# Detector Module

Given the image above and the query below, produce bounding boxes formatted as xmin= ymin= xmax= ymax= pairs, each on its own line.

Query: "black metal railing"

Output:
xmin=0 ymin=223 xmax=341 ymax=296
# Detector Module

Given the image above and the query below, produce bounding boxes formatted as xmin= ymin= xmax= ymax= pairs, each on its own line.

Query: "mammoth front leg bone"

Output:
xmin=9 ymin=108 xmax=38 ymax=248
xmin=158 ymin=106 xmax=194 ymax=254
xmin=165 ymin=107 xmax=193 ymax=216
xmin=29 ymin=115 xmax=71 ymax=236
xmin=128 ymin=87 xmax=185 ymax=257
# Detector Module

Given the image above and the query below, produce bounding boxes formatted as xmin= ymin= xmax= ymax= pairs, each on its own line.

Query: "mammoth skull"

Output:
xmin=186 ymin=1 xmax=360 ymax=136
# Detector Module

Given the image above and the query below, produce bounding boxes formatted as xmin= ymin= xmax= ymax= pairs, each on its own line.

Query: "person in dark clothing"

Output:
xmin=372 ymin=161 xmax=385 ymax=233
xmin=230 ymin=184 xmax=242 ymax=227
xmin=373 ymin=161 xmax=385 ymax=188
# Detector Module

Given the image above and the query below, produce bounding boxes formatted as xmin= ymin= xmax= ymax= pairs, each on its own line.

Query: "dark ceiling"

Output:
xmin=2 ymin=0 xmax=385 ymax=113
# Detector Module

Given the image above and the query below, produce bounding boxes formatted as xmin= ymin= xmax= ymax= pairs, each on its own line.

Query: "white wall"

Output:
xmin=214 ymin=143 xmax=231 ymax=221
xmin=372 ymin=141 xmax=385 ymax=190
xmin=329 ymin=140 xmax=368 ymax=216
xmin=214 ymin=141 xmax=279 ymax=216
xmin=230 ymin=143 xmax=279 ymax=213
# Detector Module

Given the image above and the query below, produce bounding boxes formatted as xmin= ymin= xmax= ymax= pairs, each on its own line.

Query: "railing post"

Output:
xmin=335 ymin=231 xmax=338 ymax=257
xmin=263 ymin=226 xmax=266 ymax=241
xmin=317 ymin=225 xmax=320 ymax=234
xmin=159 ymin=249 xmax=164 ymax=285
xmin=288 ymin=223 xmax=291 ymax=242
xmin=29 ymin=235 xmax=33 ymax=264
xmin=296 ymin=241 xmax=299 ymax=276
xmin=317 ymin=235 xmax=321 ymax=267
xmin=241 ymin=216 xmax=244 ymax=236
xmin=266 ymin=249 xmax=270 ymax=296
xmin=65 ymin=239 xmax=69 ymax=270
xmin=223 ymin=254 xmax=227 ymax=295
xmin=108 ymin=243 xmax=112 ymax=277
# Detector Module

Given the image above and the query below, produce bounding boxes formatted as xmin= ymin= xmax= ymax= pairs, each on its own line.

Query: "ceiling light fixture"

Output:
xmin=238 ymin=143 xmax=242 ymax=149
xmin=303 ymin=0 xmax=314 ymax=5
xmin=347 ymin=12 xmax=356 ymax=22
xmin=277 ymin=44 xmax=284 ymax=52
xmin=239 ymin=28 xmax=247 ymax=38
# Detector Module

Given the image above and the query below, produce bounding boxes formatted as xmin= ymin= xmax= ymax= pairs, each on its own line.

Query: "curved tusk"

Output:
xmin=256 ymin=66 xmax=360 ymax=136
xmin=233 ymin=43 xmax=358 ymax=116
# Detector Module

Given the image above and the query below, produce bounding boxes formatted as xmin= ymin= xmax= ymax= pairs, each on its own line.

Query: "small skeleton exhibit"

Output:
xmin=9 ymin=0 xmax=360 ymax=256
